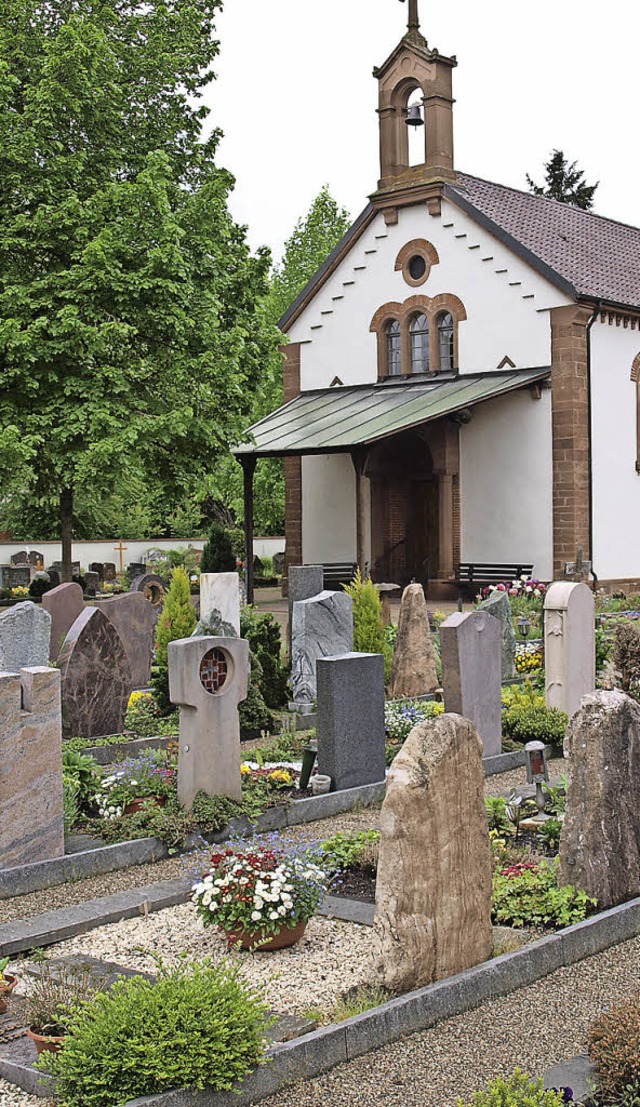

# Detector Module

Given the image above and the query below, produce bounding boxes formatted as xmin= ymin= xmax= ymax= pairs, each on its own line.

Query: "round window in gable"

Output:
xmin=408 ymin=254 xmax=427 ymax=281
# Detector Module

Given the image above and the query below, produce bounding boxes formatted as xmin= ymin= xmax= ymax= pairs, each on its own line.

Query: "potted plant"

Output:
xmin=192 ymin=839 xmax=329 ymax=951
xmin=25 ymin=961 xmax=103 ymax=1057
xmin=94 ymin=753 xmax=176 ymax=819
xmin=0 ymin=957 xmax=18 ymax=1015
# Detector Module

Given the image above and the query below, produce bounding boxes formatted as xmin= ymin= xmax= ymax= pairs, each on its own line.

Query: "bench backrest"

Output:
xmin=456 ymin=562 xmax=534 ymax=584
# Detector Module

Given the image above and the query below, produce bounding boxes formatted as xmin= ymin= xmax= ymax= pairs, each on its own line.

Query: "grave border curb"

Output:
xmin=5 ymin=893 xmax=640 ymax=1103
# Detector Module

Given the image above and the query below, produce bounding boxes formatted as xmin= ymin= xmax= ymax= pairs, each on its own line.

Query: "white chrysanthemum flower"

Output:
xmin=251 ymin=911 xmax=262 ymax=922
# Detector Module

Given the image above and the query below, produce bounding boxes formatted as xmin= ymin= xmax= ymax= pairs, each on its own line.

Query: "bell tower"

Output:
xmin=372 ymin=0 xmax=457 ymax=219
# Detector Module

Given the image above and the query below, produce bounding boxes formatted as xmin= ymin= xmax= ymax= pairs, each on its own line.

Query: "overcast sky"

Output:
xmin=206 ymin=0 xmax=639 ymax=262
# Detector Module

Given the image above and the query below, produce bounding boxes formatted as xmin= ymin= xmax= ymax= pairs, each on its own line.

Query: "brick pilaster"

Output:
xmin=282 ymin=343 xmax=302 ymax=593
xmin=550 ymin=305 xmax=592 ymax=577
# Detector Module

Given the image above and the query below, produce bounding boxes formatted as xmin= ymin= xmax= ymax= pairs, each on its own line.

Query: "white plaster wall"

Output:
xmin=591 ymin=319 xmax=640 ymax=579
xmin=288 ymin=198 xmax=571 ymax=391
xmin=301 ymin=454 xmax=357 ymax=564
xmin=0 ymin=536 xmax=284 ymax=571
xmin=460 ymin=388 xmax=554 ymax=579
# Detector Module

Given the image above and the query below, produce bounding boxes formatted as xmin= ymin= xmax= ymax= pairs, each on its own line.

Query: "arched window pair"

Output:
xmin=385 ymin=311 xmax=454 ymax=377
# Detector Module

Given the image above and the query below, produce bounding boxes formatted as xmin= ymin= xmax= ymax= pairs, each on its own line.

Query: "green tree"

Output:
xmin=0 ymin=0 xmax=280 ymax=579
xmin=526 ymin=150 xmax=599 ymax=210
xmin=200 ymin=521 xmax=236 ymax=574
xmin=152 ymin=566 xmax=197 ymax=714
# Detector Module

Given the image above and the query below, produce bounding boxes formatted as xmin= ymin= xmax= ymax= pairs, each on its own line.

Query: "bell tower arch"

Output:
xmin=373 ymin=1 xmax=457 ymax=217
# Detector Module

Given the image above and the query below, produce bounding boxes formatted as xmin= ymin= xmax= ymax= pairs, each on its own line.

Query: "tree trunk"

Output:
xmin=60 ymin=486 xmax=73 ymax=583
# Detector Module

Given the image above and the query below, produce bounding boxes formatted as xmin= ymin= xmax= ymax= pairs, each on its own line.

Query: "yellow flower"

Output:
xmin=268 ymin=769 xmax=292 ymax=784
xmin=240 ymin=764 xmax=252 ymax=776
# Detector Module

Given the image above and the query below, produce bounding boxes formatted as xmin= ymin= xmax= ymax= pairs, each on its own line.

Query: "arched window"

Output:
xmin=386 ymin=319 xmax=401 ymax=376
xmin=410 ymin=313 xmax=430 ymax=374
xmin=437 ymin=311 xmax=455 ymax=371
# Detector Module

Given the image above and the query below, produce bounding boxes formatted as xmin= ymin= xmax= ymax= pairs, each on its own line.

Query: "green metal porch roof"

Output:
xmin=233 ymin=368 xmax=550 ymax=458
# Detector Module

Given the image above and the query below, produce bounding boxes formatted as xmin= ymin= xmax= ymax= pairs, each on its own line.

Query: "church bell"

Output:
xmin=405 ymin=103 xmax=424 ymax=127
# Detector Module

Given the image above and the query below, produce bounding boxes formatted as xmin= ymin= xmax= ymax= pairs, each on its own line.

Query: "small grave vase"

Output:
xmin=123 ymin=795 xmax=167 ymax=817
xmin=0 ymin=973 xmax=18 ymax=1015
xmin=26 ymin=1027 xmax=66 ymax=1056
xmin=224 ymin=918 xmax=307 ymax=952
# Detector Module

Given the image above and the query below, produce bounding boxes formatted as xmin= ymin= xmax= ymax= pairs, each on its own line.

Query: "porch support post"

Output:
xmin=239 ymin=455 xmax=257 ymax=604
xmin=350 ymin=447 xmax=368 ymax=577
xmin=438 ymin=472 xmax=454 ymax=578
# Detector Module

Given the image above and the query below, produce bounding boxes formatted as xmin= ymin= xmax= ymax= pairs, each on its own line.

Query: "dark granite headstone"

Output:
xmin=29 ymin=551 xmax=44 ymax=567
xmin=316 ymin=651 xmax=386 ymax=791
xmin=10 ymin=550 xmax=29 ymax=565
xmin=128 ymin=562 xmax=146 ymax=578
xmin=273 ymin=551 xmax=285 ymax=576
xmin=84 ymin=571 xmax=100 ymax=596
xmin=129 ymin=572 xmax=166 ymax=606
xmin=0 ymin=564 xmax=31 ymax=588
xmin=42 ymin=582 xmax=85 ymax=661
xmin=57 ymin=607 xmax=132 ymax=738
xmin=103 ymin=562 xmax=117 ymax=582
xmin=98 ymin=592 xmax=159 ymax=688
xmin=49 ymin=560 xmax=81 ymax=576
xmin=89 ymin=562 xmax=105 ymax=580
xmin=48 ymin=569 xmax=61 ymax=587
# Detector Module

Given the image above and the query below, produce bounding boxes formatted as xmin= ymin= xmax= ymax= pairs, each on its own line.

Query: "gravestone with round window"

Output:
xmin=168 ymin=635 xmax=249 ymax=807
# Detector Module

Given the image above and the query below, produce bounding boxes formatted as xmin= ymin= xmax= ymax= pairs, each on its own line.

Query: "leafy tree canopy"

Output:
xmin=526 ymin=149 xmax=599 ymax=210
xmin=0 ymin=0 xmax=281 ymax=575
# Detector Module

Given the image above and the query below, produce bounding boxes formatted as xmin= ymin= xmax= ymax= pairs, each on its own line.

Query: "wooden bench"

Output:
xmin=322 ymin=563 xmax=358 ymax=591
xmin=454 ymin=562 xmax=534 ymax=605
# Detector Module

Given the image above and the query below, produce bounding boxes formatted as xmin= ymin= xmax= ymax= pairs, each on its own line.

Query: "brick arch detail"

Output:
xmin=371 ymin=293 xmax=467 ymax=377
xmin=430 ymin=293 xmax=468 ymax=323
xmin=369 ymin=301 xmax=404 ymax=333
xmin=395 ymin=239 xmax=440 ymax=287
xmin=631 ymin=351 xmax=640 ymax=382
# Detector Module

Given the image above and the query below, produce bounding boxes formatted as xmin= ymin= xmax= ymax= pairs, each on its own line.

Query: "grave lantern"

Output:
xmin=168 ymin=635 xmax=249 ymax=809
xmin=525 ymin=739 xmax=549 ymax=818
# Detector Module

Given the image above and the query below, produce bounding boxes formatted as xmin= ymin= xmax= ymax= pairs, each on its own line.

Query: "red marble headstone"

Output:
xmin=57 ymin=607 xmax=132 ymax=738
xmin=42 ymin=582 xmax=85 ymax=661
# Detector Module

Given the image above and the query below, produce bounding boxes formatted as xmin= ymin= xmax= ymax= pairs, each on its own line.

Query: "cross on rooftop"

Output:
xmin=400 ymin=0 xmax=420 ymax=31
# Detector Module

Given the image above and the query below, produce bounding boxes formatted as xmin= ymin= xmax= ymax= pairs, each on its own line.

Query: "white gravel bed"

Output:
xmin=0 ymin=1081 xmax=52 ymax=1107
xmin=41 ymin=905 xmax=374 ymax=1017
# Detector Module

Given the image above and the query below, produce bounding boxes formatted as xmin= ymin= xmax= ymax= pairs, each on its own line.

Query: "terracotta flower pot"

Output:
xmin=225 ymin=918 xmax=307 ymax=951
xmin=27 ymin=1027 xmax=65 ymax=1056
xmin=124 ymin=795 xmax=167 ymax=816
xmin=0 ymin=973 xmax=18 ymax=1015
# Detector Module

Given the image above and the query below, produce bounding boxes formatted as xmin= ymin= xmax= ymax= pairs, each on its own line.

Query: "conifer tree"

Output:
xmin=526 ymin=150 xmax=599 ymax=210
xmin=152 ymin=567 xmax=197 ymax=713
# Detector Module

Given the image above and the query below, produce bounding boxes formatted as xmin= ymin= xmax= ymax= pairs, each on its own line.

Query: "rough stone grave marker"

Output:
xmin=57 ymin=607 xmax=132 ymax=738
xmin=544 ymin=581 xmax=595 ymax=718
xmin=287 ymin=565 xmax=324 ymax=653
xmin=440 ymin=609 xmax=502 ymax=757
xmin=290 ymin=591 xmax=353 ymax=710
xmin=477 ymin=588 xmax=516 ymax=680
xmin=97 ymin=593 xmax=159 ymax=689
xmin=129 ymin=573 xmax=166 ymax=606
xmin=373 ymin=713 xmax=493 ymax=992
xmin=0 ymin=667 xmax=64 ymax=868
xmin=168 ymin=635 xmax=249 ymax=808
xmin=199 ymin=572 xmax=242 ymax=636
xmin=0 ymin=601 xmax=51 ymax=672
xmin=559 ymin=690 xmax=640 ymax=907
xmin=389 ymin=582 xmax=438 ymax=697
xmin=42 ymin=583 xmax=85 ymax=661
xmin=316 ymin=652 xmax=386 ymax=790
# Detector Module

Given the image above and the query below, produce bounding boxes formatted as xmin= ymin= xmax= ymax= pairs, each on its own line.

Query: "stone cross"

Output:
xmin=168 ymin=635 xmax=249 ymax=809
xmin=544 ymin=581 xmax=595 ymax=718
xmin=440 ymin=609 xmax=502 ymax=757
xmin=400 ymin=0 xmax=420 ymax=30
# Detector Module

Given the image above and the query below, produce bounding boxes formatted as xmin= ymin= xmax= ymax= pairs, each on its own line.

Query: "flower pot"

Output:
xmin=124 ymin=795 xmax=167 ymax=816
xmin=27 ymin=1027 xmax=65 ymax=1056
xmin=224 ymin=918 xmax=307 ymax=951
xmin=0 ymin=973 xmax=17 ymax=1015
xmin=311 ymin=774 xmax=332 ymax=796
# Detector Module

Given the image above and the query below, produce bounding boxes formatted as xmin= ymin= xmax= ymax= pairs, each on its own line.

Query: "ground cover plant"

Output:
xmin=501 ymin=682 xmax=568 ymax=748
xmin=457 ymin=1070 xmax=574 ymax=1106
xmin=46 ymin=960 xmax=270 ymax=1107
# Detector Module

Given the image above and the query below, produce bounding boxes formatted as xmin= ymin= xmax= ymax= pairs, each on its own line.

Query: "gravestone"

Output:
xmin=0 ymin=602 xmax=51 ymax=672
xmin=28 ymin=551 xmax=44 ymax=567
xmin=373 ymin=713 xmax=493 ymax=992
xmin=544 ymin=581 xmax=595 ymax=718
xmin=559 ymin=690 xmax=640 ymax=908
xmin=89 ymin=562 xmax=105 ymax=580
xmin=49 ymin=560 xmax=80 ymax=576
xmin=316 ymin=652 xmax=386 ymax=790
xmin=10 ymin=551 xmax=28 ymax=565
xmin=290 ymin=590 xmax=353 ymax=710
xmin=440 ymin=609 xmax=502 ymax=757
xmin=389 ymin=583 xmax=439 ymax=697
xmin=0 ymin=667 xmax=64 ymax=868
xmin=98 ymin=593 xmax=159 ymax=688
xmin=478 ymin=589 xmax=516 ymax=680
xmin=103 ymin=563 xmax=117 ymax=582
xmin=129 ymin=573 xmax=166 ymax=606
xmin=84 ymin=571 xmax=100 ymax=596
xmin=57 ymin=607 xmax=132 ymax=738
xmin=128 ymin=562 xmax=146 ymax=578
xmin=0 ymin=564 xmax=31 ymax=589
xmin=168 ymin=635 xmax=249 ymax=808
xmin=199 ymin=572 xmax=242 ymax=636
xmin=273 ymin=551 xmax=285 ymax=576
xmin=42 ymin=583 xmax=85 ymax=661
xmin=47 ymin=569 xmax=60 ymax=588
xmin=287 ymin=565 xmax=324 ymax=652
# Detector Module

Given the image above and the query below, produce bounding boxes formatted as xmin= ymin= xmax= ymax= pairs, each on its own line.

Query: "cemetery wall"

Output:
xmin=0 ymin=537 xmax=284 ymax=570
xmin=460 ymin=387 xmax=554 ymax=580
xmin=288 ymin=199 xmax=570 ymax=390
xmin=591 ymin=317 xmax=640 ymax=581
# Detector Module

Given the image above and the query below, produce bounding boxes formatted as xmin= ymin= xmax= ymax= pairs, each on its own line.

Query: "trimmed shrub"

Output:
xmin=48 ymin=959 xmax=270 ymax=1107
xmin=152 ymin=567 xmax=197 ymax=714
xmin=589 ymin=1000 xmax=640 ymax=1105
xmin=240 ymin=605 xmax=289 ymax=709
xmin=456 ymin=1070 xmax=570 ymax=1106
xmin=200 ymin=522 xmax=236 ymax=574
xmin=343 ymin=569 xmax=393 ymax=681
xmin=502 ymin=704 xmax=568 ymax=747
